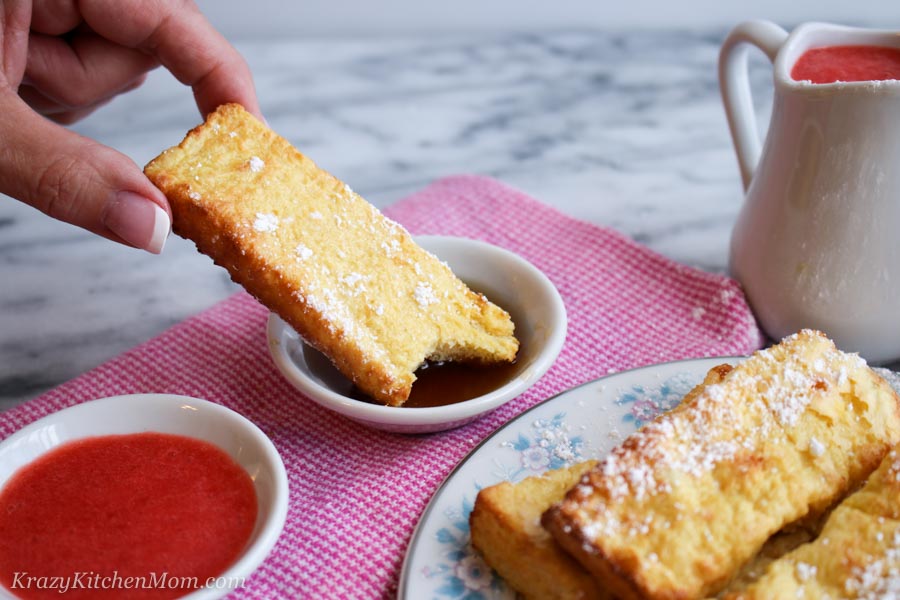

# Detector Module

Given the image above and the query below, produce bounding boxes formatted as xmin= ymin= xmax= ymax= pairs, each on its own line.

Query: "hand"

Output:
xmin=0 ymin=0 xmax=261 ymax=253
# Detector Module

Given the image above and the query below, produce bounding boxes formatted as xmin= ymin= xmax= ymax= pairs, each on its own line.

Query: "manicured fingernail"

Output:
xmin=105 ymin=192 xmax=171 ymax=254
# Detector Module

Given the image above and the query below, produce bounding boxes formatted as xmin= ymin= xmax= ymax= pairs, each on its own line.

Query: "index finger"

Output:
xmin=78 ymin=0 xmax=262 ymax=119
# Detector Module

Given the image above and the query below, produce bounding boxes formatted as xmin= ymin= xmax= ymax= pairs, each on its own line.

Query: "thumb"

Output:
xmin=0 ymin=93 xmax=171 ymax=253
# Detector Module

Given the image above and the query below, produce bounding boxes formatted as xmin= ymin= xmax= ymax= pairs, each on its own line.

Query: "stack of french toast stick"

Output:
xmin=471 ymin=329 xmax=900 ymax=599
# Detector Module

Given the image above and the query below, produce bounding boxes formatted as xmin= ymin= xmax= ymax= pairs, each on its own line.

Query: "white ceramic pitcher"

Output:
xmin=720 ymin=20 xmax=900 ymax=363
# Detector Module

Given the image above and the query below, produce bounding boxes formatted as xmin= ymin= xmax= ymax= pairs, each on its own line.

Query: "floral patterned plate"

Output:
xmin=398 ymin=356 xmax=739 ymax=599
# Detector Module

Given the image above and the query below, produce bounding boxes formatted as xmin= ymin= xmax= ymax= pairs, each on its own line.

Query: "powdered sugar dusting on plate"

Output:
xmin=809 ymin=437 xmax=825 ymax=457
xmin=253 ymin=213 xmax=279 ymax=233
xmin=414 ymin=282 xmax=438 ymax=307
xmin=845 ymin=528 xmax=900 ymax=599
xmin=565 ymin=331 xmax=867 ymax=542
xmin=341 ymin=273 xmax=369 ymax=296
xmin=875 ymin=367 xmax=900 ymax=397
xmin=248 ymin=156 xmax=265 ymax=172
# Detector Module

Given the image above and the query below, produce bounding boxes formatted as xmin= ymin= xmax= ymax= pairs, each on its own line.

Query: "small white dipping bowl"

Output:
xmin=0 ymin=394 xmax=288 ymax=600
xmin=267 ymin=235 xmax=567 ymax=434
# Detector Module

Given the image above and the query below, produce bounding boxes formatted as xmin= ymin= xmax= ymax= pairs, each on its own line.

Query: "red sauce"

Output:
xmin=0 ymin=433 xmax=257 ymax=599
xmin=792 ymin=45 xmax=900 ymax=83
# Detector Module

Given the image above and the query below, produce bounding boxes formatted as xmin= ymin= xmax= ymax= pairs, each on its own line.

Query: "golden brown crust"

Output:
xmin=470 ymin=461 xmax=608 ymax=600
xmin=144 ymin=104 xmax=518 ymax=405
xmin=723 ymin=444 xmax=900 ymax=599
xmin=469 ymin=366 xmax=733 ymax=600
xmin=542 ymin=365 xmax=739 ymax=600
xmin=470 ymin=350 xmax=893 ymax=599
xmin=470 ymin=460 xmax=822 ymax=600
xmin=542 ymin=330 xmax=900 ymax=600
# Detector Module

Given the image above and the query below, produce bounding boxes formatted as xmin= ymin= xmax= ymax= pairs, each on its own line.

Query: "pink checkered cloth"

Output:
xmin=0 ymin=175 xmax=763 ymax=598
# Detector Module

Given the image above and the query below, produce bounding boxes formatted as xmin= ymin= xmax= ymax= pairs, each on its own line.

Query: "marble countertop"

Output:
xmin=1 ymin=28 xmax=776 ymax=412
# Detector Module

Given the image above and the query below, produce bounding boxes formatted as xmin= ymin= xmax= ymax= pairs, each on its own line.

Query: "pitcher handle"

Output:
xmin=718 ymin=20 xmax=788 ymax=191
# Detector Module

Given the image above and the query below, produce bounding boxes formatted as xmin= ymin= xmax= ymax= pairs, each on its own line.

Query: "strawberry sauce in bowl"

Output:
xmin=0 ymin=395 xmax=288 ymax=600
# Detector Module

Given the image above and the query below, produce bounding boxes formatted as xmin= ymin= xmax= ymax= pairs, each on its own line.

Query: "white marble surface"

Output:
xmin=0 ymin=28 xmax=800 ymax=412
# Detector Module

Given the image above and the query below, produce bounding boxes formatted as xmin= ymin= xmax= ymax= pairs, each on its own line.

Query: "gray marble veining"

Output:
xmin=1 ymin=29 xmax=780 ymax=411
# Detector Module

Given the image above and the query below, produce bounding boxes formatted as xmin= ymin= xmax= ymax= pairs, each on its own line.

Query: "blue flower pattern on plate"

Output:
xmin=615 ymin=372 xmax=695 ymax=429
xmin=421 ymin=372 xmax=693 ymax=598
xmin=498 ymin=412 xmax=586 ymax=482
xmin=420 ymin=495 xmax=514 ymax=599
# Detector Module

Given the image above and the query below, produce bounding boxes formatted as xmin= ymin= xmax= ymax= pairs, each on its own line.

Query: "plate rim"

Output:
xmin=397 ymin=354 xmax=745 ymax=597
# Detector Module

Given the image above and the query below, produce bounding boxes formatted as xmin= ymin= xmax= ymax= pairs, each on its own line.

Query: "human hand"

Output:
xmin=0 ymin=0 xmax=261 ymax=253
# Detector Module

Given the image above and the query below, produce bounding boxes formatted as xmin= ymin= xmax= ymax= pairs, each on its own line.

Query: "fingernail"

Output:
xmin=105 ymin=192 xmax=171 ymax=254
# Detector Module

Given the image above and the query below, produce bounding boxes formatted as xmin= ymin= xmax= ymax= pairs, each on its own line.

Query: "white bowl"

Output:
xmin=267 ymin=235 xmax=567 ymax=434
xmin=0 ymin=394 xmax=288 ymax=600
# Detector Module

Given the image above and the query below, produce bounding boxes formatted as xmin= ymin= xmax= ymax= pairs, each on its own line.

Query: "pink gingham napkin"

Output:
xmin=0 ymin=175 xmax=763 ymax=598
